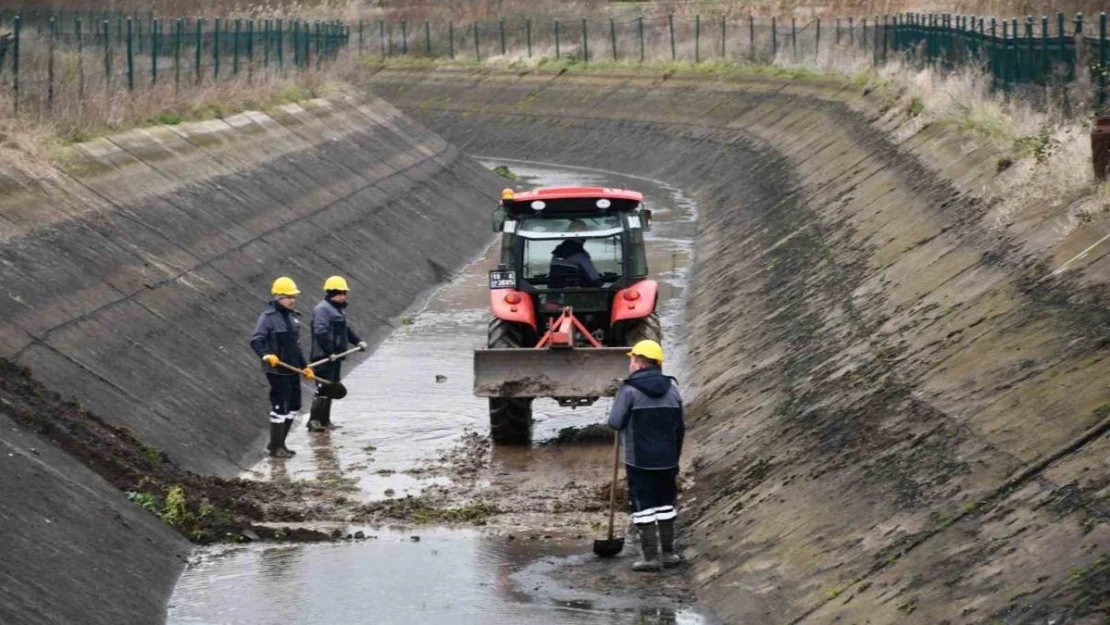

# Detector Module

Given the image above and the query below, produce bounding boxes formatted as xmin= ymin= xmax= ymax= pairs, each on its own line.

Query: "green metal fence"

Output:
xmin=0 ymin=9 xmax=349 ymax=116
xmin=2 ymin=9 xmax=1108 ymax=118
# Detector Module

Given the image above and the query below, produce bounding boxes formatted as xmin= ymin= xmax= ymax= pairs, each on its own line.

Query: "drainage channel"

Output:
xmin=166 ymin=160 xmax=709 ymax=624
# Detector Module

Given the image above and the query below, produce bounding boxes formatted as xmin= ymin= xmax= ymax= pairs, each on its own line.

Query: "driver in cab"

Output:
xmin=549 ymin=220 xmax=602 ymax=288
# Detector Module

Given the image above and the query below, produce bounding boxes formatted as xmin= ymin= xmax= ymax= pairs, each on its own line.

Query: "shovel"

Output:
xmin=270 ymin=345 xmax=363 ymax=400
xmin=593 ymin=431 xmax=625 ymax=558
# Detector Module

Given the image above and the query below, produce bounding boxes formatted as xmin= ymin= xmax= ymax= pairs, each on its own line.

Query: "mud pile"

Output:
xmin=366 ymin=67 xmax=1110 ymax=624
xmin=0 ymin=95 xmax=500 ymax=623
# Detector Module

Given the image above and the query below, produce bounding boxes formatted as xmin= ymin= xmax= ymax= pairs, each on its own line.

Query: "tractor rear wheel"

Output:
xmin=488 ymin=318 xmax=534 ymax=445
xmin=621 ymin=312 xmax=662 ymax=346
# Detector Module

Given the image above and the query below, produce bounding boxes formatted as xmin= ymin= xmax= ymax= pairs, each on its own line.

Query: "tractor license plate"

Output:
xmin=489 ymin=270 xmax=517 ymax=289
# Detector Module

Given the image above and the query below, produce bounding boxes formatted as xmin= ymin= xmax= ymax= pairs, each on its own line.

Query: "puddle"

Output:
xmin=169 ymin=530 xmax=709 ymax=625
xmin=172 ymin=159 xmax=710 ymax=623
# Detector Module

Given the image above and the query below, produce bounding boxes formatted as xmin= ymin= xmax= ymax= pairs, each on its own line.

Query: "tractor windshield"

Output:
xmin=521 ymin=234 xmax=623 ymax=286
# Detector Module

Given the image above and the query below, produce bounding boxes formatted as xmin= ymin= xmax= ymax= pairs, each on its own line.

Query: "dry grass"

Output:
xmin=0 ymin=31 xmax=364 ymax=180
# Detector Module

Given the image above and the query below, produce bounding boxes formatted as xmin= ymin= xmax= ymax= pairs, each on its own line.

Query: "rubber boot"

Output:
xmin=317 ymin=396 xmax=335 ymax=429
xmin=631 ymin=524 xmax=662 ymax=573
xmin=307 ymin=397 xmax=327 ymax=432
xmin=280 ymin=419 xmax=297 ymax=456
xmin=658 ymin=519 xmax=682 ymax=568
xmin=268 ymin=422 xmax=292 ymax=458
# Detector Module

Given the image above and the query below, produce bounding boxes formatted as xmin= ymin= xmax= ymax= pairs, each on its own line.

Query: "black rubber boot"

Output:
xmin=631 ymin=524 xmax=662 ymax=573
xmin=280 ymin=419 xmax=297 ymax=455
xmin=658 ymin=519 xmax=682 ymax=568
xmin=307 ymin=397 xmax=327 ymax=432
xmin=268 ymin=422 xmax=292 ymax=458
xmin=316 ymin=396 xmax=334 ymax=428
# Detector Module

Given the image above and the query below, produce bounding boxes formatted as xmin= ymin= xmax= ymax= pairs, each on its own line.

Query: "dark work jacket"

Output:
xmin=311 ymin=298 xmax=362 ymax=361
xmin=250 ymin=301 xmax=306 ymax=376
xmin=608 ymin=367 xmax=684 ymax=469
xmin=551 ymin=240 xmax=602 ymax=287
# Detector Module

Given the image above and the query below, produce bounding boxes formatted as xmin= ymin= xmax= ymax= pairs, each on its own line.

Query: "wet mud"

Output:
xmin=167 ymin=161 xmax=711 ymax=623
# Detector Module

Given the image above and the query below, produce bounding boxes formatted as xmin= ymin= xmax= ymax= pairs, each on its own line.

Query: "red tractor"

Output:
xmin=473 ymin=187 xmax=661 ymax=444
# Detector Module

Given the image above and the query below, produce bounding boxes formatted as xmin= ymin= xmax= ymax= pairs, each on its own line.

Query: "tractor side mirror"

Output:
xmin=641 ymin=209 xmax=652 ymax=232
xmin=492 ymin=206 xmax=507 ymax=233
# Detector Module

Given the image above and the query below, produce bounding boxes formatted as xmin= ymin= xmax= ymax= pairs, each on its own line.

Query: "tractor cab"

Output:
xmin=476 ymin=187 xmax=662 ymax=445
xmin=490 ymin=187 xmax=652 ymax=344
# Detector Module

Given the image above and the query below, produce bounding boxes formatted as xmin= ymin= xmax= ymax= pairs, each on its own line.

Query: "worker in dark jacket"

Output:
xmin=549 ymin=219 xmax=602 ymax=287
xmin=250 ymin=276 xmax=313 ymax=458
xmin=608 ymin=339 xmax=685 ymax=572
xmin=307 ymin=275 xmax=367 ymax=432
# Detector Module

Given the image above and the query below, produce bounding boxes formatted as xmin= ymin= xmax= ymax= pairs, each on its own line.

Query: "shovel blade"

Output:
xmin=316 ymin=381 xmax=347 ymax=400
xmin=474 ymin=347 xmax=629 ymax=398
xmin=593 ymin=537 xmax=625 ymax=558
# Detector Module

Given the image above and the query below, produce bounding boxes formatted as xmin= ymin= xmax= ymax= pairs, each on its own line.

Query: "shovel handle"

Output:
xmin=607 ymin=431 xmax=621 ymax=540
xmin=272 ymin=360 xmax=337 ymax=385
xmin=307 ymin=345 xmax=364 ymax=369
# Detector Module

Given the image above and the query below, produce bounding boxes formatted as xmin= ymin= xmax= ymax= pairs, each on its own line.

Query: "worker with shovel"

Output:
xmin=608 ymin=340 xmax=685 ymax=572
xmin=307 ymin=275 xmax=367 ymax=432
xmin=250 ymin=276 xmax=313 ymax=458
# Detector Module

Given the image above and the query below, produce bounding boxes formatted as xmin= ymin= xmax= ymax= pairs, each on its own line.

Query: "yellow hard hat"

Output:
xmin=627 ymin=339 xmax=664 ymax=364
xmin=323 ymin=275 xmax=350 ymax=292
xmin=271 ymin=276 xmax=300 ymax=296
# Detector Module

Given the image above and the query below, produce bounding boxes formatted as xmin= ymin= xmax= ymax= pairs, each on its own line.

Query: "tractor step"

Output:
xmin=473 ymin=347 xmax=629 ymax=399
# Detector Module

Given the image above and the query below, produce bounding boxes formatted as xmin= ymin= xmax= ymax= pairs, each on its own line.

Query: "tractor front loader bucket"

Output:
xmin=474 ymin=347 xmax=629 ymax=398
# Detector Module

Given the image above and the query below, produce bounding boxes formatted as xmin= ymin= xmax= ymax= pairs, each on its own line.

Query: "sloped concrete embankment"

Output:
xmin=366 ymin=68 xmax=1110 ymax=624
xmin=0 ymin=96 xmax=500 ymax=624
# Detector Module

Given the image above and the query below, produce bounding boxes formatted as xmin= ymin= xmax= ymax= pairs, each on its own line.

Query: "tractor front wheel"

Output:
xmin=488 ymin=318 xmax=534 ymax=445
xmin=621 ymin=312 xmax=662 ymax=346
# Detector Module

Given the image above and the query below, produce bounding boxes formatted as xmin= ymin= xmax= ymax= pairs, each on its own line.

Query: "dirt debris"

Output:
xmin=0 ymin=358 xmax=332 ymax=544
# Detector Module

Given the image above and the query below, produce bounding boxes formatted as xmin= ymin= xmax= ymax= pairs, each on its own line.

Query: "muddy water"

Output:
xmin=167 ymin=160 xmax=708 ymax=624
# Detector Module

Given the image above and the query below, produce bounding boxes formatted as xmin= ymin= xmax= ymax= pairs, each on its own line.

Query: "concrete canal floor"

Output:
xmin=167 ymin=160 xmax=712 ymax=624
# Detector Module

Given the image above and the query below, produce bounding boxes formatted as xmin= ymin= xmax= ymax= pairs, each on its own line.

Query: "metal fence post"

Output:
xmin=772 ymin=16 xmax=778 ymax=58
xmin=449 ymin=21 xmax=454 ymax=59
xmin=816 ymin=18 xmax=821 ymax=60
xmin=554 ymin=19 xmax=560 ymax=59
xmin=77 ymin=16 xmax=85 ymax=102
xmin=152 ymin=17 xmax=159 ymax=85
xmin=791 ymin=17 xmax=796 ymax=59
xmin=750 ymin=14 xmax=755 ymax=61
xmin=836 ymin=17 xmax=841 ymax=44
xmin=669 ymin=13 xmax=676 ymax=60
xmin=276 ymin=19 xmax=283 ymax=69
xmin=498 ymin=18 xmax=505 ymax=56
xmin=126 ymin=17 xmax=134 ymax=90
xmin=721 ymin=15 xmax=726 ymax=59
xmin=473 ymin=20 xmax=480 ymax=61
xmin=47 ymin=17 xmax=55 ymax=111
xmin=401 ymin=19 xmax=408 ymax=55
xmin=213 ymin=17 xmax=220 ymax=80
xmin=425 ymin=21 xmax=431 ymax=56
xmin=582 ymin=18 xmax=588 ymax=62
xmin=1100 ymin=12 xmax=1108 ymax=109
xmin=1025 ymin=16 xmax=1034 ymax=84
xmin=695 ymin=14 xmax=701 ymax=63
xmin=379 ymin=20 xmax=385 ymax=58
xmin=11 ymin=14 xmax=18 ymax=115
xmin=194 ymin=18 xmax=202 ymax=83
xmin=527 ymin=18 xmax=532 ymax=58
xmin=174 ymin=18 xmax=182 ymax=91
xmin=639 ymin=16 xmax=644 ymax=62
xmin=103 ymin=19 xmax=111 ymax=87
xmin=849 ymin=16 xmax=854 ymax=46
xmin=610 ymin=17 xmax=617 ymax=61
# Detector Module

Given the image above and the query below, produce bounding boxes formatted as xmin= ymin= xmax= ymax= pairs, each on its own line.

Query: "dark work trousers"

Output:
xmin=313 ymin=361 xmax=341 ymax=394
xmin=267 ymin=373 xmax=302 ymax=423
xmin=626 ymin=465 xmax=679 ymax=526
